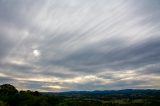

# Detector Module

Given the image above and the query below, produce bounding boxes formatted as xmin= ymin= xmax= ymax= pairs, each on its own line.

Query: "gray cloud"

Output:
xmin=0 ymin=0 xmax=160 ymax=91
xmin=0 ymin=76 xmax=16 ymax=85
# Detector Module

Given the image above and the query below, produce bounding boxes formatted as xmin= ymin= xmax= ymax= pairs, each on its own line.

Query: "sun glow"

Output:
xmin=42 ymin=85 xmax=65 ymax=90
xmin=33 ymin=49 xmax=41 ymax=57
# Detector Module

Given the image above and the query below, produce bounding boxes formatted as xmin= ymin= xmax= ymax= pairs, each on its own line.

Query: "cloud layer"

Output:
xmin=0 ymin=0 xmax=160 ymax=91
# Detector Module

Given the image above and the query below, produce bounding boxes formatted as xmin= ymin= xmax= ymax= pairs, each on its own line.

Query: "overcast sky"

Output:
xmin=0 ymin=0 xmax=160 ymax=92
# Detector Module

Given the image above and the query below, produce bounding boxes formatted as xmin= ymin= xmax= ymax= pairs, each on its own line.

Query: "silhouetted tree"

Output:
xmin=0 ymin=84 xmax=18 ymax=95
xmin=0 ymin=101 xmax=7 ymax=106
xmin=0 ymin=84 xmax=160 ymax=106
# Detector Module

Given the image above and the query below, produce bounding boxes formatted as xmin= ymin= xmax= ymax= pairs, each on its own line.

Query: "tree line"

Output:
xmin=0 ymin=84 xmax=160 ymax=106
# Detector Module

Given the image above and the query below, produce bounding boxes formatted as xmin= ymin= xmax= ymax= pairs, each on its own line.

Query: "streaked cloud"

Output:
xmin=0 ymin=0 xmax=160 ymax=91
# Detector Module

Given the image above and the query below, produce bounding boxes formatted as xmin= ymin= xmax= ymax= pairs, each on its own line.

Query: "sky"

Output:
xmin=0 ymin=0 xmax=160 ymax=92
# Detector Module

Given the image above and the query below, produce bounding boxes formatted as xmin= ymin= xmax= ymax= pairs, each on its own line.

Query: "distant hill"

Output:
xmin=42 ymin=89 xmax=160 ymax=97
xmin=1 ymin=84 xmax=160 ymax=106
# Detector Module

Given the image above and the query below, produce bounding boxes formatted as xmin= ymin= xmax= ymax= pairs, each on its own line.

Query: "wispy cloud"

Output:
xmin=0 ymin=0 xmax=160 ymax=91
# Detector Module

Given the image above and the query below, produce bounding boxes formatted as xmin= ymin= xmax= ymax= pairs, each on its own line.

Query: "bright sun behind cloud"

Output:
xmin=33 ymin=49 xmax=41 ymax=57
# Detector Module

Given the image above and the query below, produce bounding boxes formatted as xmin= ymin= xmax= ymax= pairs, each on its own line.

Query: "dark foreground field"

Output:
xmin=0 ymin=84 xmax=160 ymax=106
